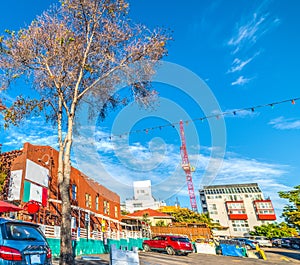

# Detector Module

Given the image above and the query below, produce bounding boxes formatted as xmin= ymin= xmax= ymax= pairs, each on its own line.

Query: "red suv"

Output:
xmin=143 ymin=235 xmax=193 ymax=255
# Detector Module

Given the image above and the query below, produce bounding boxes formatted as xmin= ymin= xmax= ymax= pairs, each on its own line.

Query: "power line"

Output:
xmin=97 ymin=97 xmax=299 ymax=141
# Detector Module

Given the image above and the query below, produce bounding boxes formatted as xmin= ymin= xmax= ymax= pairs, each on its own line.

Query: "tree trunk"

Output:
xmin=59 ymin=134 xmax=74 ymax=265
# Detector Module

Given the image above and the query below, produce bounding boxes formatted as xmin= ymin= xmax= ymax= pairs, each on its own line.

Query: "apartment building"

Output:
xmin=124 ymin=180 xmax=166 ymax=213
xmin=199 ymin=183 xmax=276 ymax=237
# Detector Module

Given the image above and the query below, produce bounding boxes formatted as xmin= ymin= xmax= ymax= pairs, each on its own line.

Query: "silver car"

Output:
xmin=0 ymin=218 xmax=52 ymax=265
xmin=253 ymin=236 xmax=272 ymax=247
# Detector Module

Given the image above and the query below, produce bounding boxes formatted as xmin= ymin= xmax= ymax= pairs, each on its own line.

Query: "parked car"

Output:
xmin=253 ymin=236 xmax=272 ymax=247
xmin=233 ymin=238 xmax=258 ymax=250
xmin=271 ymin=237 xmax=282 ymax=247
xmin=280 ymin=237 xmax=300 ymax=249
xmin=143 ymin=235 xmax=193 ymax=255
xmin=0 ymin=217 xmax=52 ymax=265
xmin=281 ymin=237 xmax=292 ymax=248
xmin=290 ymin=238 xmax=300 ymax=249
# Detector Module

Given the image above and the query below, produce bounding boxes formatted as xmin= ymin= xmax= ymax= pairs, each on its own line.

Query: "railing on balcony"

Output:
xmin=257 ymin=214 xmax=276 ymax=220
xmin=228 ymin=213 xmax=248 ymax=220
xmin=39 ymin=224 xmax=143 ymax=240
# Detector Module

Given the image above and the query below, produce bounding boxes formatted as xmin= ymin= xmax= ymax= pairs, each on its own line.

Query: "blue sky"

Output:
xmin=0 ymin=0 xmax=300 ymax=219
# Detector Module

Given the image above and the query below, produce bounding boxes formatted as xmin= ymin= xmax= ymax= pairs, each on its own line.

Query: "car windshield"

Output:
xmin=171 ymin=237 xmax=190 ymax=243
xmin=4 ymin=223 xmax=45 ymax=241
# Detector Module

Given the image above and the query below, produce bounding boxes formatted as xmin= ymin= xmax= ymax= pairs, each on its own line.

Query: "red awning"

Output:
xmin=0 ymin=201 xmax=22 ymax=213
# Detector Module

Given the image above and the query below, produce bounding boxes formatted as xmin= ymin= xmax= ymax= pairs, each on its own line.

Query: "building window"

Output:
xmin=95 ymin=196 xmax=99 ymax=211
xmin=115 ymin=206 xmax=118 ymax=218
xmin=104 ymin=200 xmax=110 ymax=215
xmin=85 ymin=193 xmax=89 ymax=207
xmin=85 ymin=193 xmax=91 ymax=208
xmin=72 ymin=184 xmax=77 ymax=200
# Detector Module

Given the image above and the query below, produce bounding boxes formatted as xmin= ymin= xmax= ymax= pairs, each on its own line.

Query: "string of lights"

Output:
xmin=97 ymin=97 xmax=300 ymax=141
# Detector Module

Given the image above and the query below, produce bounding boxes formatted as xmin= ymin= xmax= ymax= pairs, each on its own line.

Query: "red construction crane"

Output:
xmin=179 ymin=120 xmax=198 ymax=212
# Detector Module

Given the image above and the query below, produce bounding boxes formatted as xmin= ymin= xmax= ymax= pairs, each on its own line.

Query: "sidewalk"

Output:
xmin=53 ymin=255 xmax=110 ymax=265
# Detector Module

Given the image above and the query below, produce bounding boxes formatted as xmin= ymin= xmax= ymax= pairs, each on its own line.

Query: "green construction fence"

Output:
xmin=47 ymin=237 xmax=147 ymax=258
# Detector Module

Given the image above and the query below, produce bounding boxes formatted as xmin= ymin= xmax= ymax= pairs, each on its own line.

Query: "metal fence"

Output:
xmin=39 ymin=224 xmax=143 ymax=240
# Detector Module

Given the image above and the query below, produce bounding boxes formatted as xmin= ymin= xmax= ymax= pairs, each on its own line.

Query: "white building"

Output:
xmin=124 ymin=180 xmax=166 ymax=213
xmin=199 ymin=183 xmax=276 ymax=237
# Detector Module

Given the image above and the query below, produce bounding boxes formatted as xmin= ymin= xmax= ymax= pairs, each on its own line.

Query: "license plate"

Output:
xmin=30 ymin=254 xmax=41 ymax=264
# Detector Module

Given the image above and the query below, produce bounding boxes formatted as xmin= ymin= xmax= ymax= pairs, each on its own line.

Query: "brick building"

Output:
xmin=0 ymin=142 xmax=121 ymax=235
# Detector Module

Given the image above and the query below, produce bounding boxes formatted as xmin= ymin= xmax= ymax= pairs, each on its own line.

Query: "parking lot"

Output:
xmin=56 ymin=247 xmax=300 ymax=265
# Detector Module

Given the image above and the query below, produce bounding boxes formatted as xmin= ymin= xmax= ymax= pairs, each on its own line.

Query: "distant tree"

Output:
xmin=155 ymin=220 xmax=166 ymax=227
xmin=0 ymin=0 xmax=170 ymax=264
xmin=249 ymin=222 xmax=298 ymax=239
xmin=279 ymin=185 xmax=300 ymax=230
xmin=121 ymin=209 xmax=130 ymax=216
xmin=0 ymin=162 xmax=6 ymax=194
xmin=171 ymin=208 xmax=214 ymax=227
xmin=142 ymin=213 xmax=151 ymax=225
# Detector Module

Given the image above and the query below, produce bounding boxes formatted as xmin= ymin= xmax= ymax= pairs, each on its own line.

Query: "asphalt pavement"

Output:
xmin=52 ymin=247 xmax=300 ymax=265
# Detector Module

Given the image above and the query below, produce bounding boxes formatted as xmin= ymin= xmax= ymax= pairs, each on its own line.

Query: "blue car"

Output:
xmin=233 ymin=238 xmax=258 ymax=250
xmin=0 ymin=218 xmax=52 ymax=265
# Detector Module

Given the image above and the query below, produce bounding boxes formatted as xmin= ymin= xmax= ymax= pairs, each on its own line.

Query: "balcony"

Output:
xmin=257 ymin=214 xmax=276 ymax=220
xmin=228 ymin=213 xmax=248 ymax=220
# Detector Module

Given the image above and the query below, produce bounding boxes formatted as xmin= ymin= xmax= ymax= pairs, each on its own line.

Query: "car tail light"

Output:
xmin=0 ymin=246 xmax=22 ymax=261
xmin=46 ymin=248 xmax=52 ymax=259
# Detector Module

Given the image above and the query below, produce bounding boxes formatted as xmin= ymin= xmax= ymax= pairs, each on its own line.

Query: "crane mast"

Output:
xmin=179 ymin=120 xmax=198 ymax=212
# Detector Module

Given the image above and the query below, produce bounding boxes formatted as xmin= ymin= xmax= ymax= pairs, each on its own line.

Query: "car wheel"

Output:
xmin=143 ymin=244 xmax=151 ymax=252
xmin=166 ymin=246 xmax=175 ymax=255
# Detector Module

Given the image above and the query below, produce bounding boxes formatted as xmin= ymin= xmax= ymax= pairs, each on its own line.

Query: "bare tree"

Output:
xmin=0 ymin=0 xmax=170 ymax=264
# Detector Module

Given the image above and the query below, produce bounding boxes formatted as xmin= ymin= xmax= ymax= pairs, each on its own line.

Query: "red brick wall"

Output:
xmin=4 ymin=142 xmax=120 ymax=225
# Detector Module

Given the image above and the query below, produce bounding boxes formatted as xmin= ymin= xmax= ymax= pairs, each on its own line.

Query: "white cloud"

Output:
xmin=213 ymin=157 xmax=287 ymax=181
xmin=269 ymin=116 xmax=300 ymax=130
xmin=228 ymin=13 xmax=268 ymax=52
xmin=226 ymin=5 xmax=280 ymax=86
xmin=1 ymin=116 xmax=58 ymax=151
xmin=228 ymin=8 xmax=280 ymax=54
xmin=1 ymin=121 xmax=291 ymax=218
xmin=228 ymin=51 xmax=260 ymax=73
xmin=73 ymin=136 xmax=290 ymax=217
xmin=231 ymin=76 xmax=252 ymax=86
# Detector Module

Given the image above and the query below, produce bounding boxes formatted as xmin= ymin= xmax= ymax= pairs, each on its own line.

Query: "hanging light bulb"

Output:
xmin=291 ymin=99 xmax=296 ymax=105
